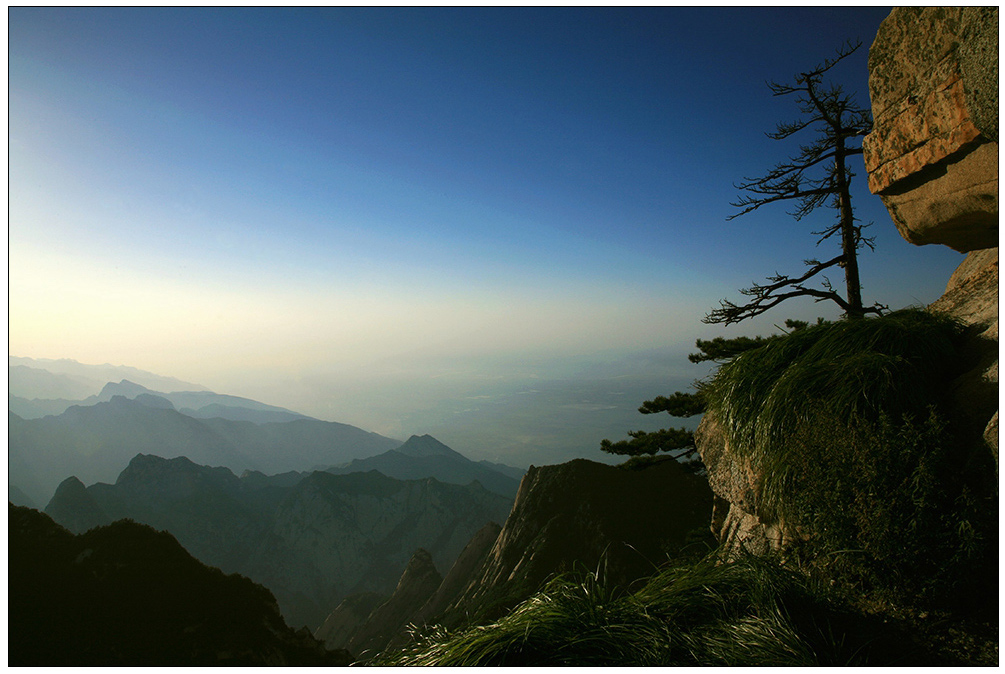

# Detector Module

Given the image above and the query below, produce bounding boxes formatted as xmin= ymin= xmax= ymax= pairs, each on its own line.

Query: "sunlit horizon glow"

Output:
xmin=9 ymin=8 xmax=965 ymax=457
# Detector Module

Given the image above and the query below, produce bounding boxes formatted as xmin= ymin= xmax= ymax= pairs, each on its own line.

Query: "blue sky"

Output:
xmin=9 ymin=8 xmax=965 ymax=459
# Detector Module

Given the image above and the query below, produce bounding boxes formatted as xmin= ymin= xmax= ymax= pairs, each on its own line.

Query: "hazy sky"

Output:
xmin=9 ymin=8 xmax=964 ymax=456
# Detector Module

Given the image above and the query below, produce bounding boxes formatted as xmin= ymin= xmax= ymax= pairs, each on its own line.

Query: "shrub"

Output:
xmin=784 ymin=409 xmax=996 ymax=608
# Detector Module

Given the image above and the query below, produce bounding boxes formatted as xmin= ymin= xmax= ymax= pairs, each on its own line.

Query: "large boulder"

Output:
xmin=862 ymin=6 xmax=998 ymax=252
xmin=693 ymin=7 xmax=998 ymax=558
xmin=863 ymin=6 xmax=998 ymax=464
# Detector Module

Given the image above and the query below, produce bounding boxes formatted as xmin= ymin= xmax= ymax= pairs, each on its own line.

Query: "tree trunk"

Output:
xmin=835 ymin=139 xmax=864 ymax=318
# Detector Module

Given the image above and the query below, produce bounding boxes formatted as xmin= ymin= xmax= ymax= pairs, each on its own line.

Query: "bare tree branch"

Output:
xmin=708 ymin=40 xmax=883 ymax=324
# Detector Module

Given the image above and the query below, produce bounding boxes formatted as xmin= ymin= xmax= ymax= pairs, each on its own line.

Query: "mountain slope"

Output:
xmin=8 ymin=364 xmax=99 ymax=400
xmin=9 ymin=504 xmax=350 ymax=666
xmin=45 ymin=455 xmax=514 ymax=630
xmin=346 ymin=548 xmax=444 ymax=659
xmin=247 ymin=470 xmax=513 ymax=628
xmin=10 ymin=397 xmax=251 ymax=505
xmin=439 ymin=457 xmax=714 ymax=628
xmin=329 ymin=434 xmax=522 ymax=497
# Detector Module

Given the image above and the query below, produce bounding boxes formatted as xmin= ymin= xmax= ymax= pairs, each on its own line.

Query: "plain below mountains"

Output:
xmin=44 ymin=453 xmax=515 ymax=630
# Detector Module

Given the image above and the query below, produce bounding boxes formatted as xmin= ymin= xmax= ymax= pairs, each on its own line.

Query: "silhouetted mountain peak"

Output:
xmin=397 ymin=548 xmax=439 ymax=588
xmin=45 ymin=476 xmax=112 ymax=534
xmin=51 ymin=475 xmax=88 ymax=499
xmin=10 ymin=504 xmax=351 ymax=666
xmin=116 ymin=453 xmax=239 ymax=493
xmin=396 ymin=434 xmax=468 ymax=461
xmin=328 ymin=436 xmax=521 ymax=498
xmin=99 ymin=379 xmax=155 ymax=400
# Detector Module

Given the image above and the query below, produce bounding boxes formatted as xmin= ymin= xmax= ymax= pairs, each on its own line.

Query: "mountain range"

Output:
xmin=314 ymin=457 xmax=714 ymax=659
xmin=44 ymin=453 xmax=515 ymax=629
xmin=9 ymin=356 xmax=209 ymax=398
xmin=10 ymin=394 xmax=402 ymax=506
xmin=10 ymin=377 xmax=311 ymax=423
xmin=9 ymin=359 xmax=526 ymax=507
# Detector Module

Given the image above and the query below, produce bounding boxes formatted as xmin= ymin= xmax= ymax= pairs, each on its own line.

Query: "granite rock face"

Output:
xmin=864 ymin=6 xmax=998 ymax=464
xmin=313 ymin=522 xmax=503 ymax=658
xmin=313 ymin=592 xmax=384 ymax=651
xmin=700 ymin=8 xmax=999 ymax=557
xmin=862 ymin=6 xmax=998 ymax=252
xmin=929 ymin=248 xmax=1000 ymax=464
xmin=345 ymin=548 xmax=443 ymax=659
xmin=439 ymin=458 xmax=713 ymax=627
xmin=694 ymin=413 xmax=782 ymax=557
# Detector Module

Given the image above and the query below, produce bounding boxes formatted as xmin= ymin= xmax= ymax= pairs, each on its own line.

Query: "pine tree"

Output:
xmin=706 ymin=41 xmax=886 ymax=325
xmin=601 ymin=320 xmax=817 ymax=459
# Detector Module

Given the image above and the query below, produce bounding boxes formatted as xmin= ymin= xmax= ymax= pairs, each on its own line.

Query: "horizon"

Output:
xmin=9 ymin=7 xmax=964 ymax=466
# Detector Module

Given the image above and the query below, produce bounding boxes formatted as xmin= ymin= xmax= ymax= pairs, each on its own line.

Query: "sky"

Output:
xmin=8 ymin=7 xmax=966 ymax=465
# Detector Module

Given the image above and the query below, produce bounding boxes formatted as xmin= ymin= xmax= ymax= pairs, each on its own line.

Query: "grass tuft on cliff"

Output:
xmin=701 ymin=308 xmax=995 ymax=606
xmin=372 ymin=553 xmax=928 ymax=666
xmin=704 ymin=309 xmax=963 ymax=506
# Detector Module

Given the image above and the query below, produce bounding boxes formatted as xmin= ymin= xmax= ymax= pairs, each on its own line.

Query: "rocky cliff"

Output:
xmin=696 ymin=6 xmax=998 ymax=558
xmin=315 ymin=521 xmax=503 ymax=657
xmin=862 ymin=6 xmax=997 ymax=252
xmin=862 ymin=6 xmax=998 ymax=465
xmin=312 ymin=457 xmax=711 ymax=661
xmin=345 ymin=548 xmax=444 ymax=658
xmin=436 ymin=457 xmax=713 ymax=628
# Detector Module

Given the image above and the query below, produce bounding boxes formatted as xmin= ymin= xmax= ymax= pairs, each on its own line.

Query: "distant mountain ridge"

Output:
xmin=10 ymin=396 xmax=401 ymax=506
xmin=329 ymin=434 xmax=524 ymax=498
xmin=44 ymin=454 xmax=514 ymax=630
xmin=9 ymin=356 xmax=208 ymax=397
xmin=11 ymin=378 xmax=310 ymax=424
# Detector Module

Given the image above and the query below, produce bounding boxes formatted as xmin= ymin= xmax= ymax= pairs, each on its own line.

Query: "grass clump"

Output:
xmin=701 ymin=308 xmax=995 ymax=607
xmin=372 ymin=554 xmax=927 ymax=666
xmin=703 ymin=309 xmax=965 ymax=512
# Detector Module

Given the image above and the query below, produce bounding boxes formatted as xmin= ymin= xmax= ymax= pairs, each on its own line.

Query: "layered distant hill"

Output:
xmin=328 ymin=434 xmax=523 ymax=498
xmin=9 ymin=356 xmax=209 ymax=398
xmin=45 ymin=454 xmax=514 ymax=630
xmin=9 ymin=358 xmax=527 ymax=506
xmin=10 ymin=395 xmax=401 ymax=506
xmin=10 ymin=377 xmax=310 ymax=423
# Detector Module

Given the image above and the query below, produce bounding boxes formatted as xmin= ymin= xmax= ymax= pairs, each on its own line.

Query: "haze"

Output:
xmin=8 ymin=8 xmax=963 ymax=465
